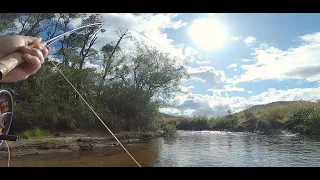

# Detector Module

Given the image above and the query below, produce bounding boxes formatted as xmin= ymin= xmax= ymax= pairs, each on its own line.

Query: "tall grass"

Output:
xmin=19 ymin=127 xmax=51 ymax=139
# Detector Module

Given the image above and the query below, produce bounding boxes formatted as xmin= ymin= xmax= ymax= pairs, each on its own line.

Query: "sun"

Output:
xmin=188 ymin=18 xmax=228 ymax=51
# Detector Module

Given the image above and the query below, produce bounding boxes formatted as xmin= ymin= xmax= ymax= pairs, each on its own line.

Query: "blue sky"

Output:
xmin=70 ymin=13 xmax=320 ymax=117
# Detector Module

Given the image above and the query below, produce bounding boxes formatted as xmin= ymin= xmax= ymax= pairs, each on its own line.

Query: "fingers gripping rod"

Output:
xmin=0 ymin=23 xmax=103 ymax=80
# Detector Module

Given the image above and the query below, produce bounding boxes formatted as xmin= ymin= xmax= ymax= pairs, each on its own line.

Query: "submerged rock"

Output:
xmin=79 ymin=143 xmax=94 ymax=151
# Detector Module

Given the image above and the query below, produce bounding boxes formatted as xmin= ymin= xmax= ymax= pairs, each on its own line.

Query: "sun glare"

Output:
xmin=188 ymin=18 xmax=228 ymax=51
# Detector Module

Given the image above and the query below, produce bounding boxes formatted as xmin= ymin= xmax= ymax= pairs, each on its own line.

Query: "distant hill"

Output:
xmin=161 ymin=113 xmax=188 ymax=122
xmin=162 ymin=100 xmax=318 ymax=120
xmin=240 ymin=100 xmax=317 ymax=113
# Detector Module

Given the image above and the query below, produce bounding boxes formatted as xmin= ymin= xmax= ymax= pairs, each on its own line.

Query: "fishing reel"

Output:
xmin=0 ymin=90 xmax=18 ymax=147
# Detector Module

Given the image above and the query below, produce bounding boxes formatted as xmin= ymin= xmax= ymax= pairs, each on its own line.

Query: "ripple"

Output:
xmin=156 ymin=131 xmax=320 ymax=167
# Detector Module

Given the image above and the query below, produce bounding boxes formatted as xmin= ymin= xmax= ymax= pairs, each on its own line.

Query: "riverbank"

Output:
xmin=0 ymin=131 xmax=163 ymax=159
xmin=167 ymin=101 xmax=320 ymax=136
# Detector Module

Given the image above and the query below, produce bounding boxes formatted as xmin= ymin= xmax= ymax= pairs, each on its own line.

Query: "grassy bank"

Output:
xmin=167 ymin=101 xmax=320 ymax=136
xmin=19 ymin=127 xmax=51 ymax=139
xmin=17 ymin=125 xmax=176 ymax=140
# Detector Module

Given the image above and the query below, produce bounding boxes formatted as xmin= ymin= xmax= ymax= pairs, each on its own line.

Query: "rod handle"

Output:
xmin=0 ymin=51 xmax=24 ymax=80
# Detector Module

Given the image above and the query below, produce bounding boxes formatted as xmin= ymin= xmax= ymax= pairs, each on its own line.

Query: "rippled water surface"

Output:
xmin=2 ymin=131 xmax=320 ymax=167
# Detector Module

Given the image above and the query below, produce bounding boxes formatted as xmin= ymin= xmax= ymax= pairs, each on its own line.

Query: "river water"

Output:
xmin=3 ymin=130 xmax=320 ymax=167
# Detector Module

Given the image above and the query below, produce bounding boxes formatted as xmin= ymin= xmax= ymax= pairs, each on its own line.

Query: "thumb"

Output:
xmin=23 ymin=36 xmax=42 ymax=46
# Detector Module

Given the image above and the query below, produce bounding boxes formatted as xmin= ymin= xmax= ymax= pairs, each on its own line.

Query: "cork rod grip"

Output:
xmin=0 ymin=51 xmax=24 ymax=80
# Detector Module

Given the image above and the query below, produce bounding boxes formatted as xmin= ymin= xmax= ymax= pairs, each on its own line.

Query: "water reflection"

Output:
xmin=2 ymin=131 xmax=320 ymax=167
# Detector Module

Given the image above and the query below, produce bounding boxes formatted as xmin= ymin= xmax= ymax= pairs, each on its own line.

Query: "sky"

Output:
xmin=68 ymin=13 xmax=320 ymax=118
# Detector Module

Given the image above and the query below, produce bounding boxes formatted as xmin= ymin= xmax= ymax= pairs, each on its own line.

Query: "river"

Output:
xmin=2 ymin=130 xmax=320 ymax=167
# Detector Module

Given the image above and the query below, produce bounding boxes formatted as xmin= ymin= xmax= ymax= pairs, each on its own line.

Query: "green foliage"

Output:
xmin=286 ymin=103 xmax=320 ymax=134
xmin=19 ymin=127 xmax=51 ymax=139
xmin=177 ymin=116 xmax=210 ymax=130
xmin=176 ymin=116 xmax=231 ymax=131
xmin=162 ymin=122 xmax=177 ymax=137
xmin=0 ymin=13 xmax=188 ymax=136
xmin=209 ymin=117 xmax=230 ymax=130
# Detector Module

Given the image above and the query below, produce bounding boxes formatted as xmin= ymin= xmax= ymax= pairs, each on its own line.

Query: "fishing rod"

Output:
xmin=0 ymin=22 xmax=141 ymax=167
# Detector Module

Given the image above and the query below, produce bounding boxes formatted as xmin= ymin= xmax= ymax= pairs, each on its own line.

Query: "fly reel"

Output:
xmin=0 ymin=90 xmax=18 ymax=146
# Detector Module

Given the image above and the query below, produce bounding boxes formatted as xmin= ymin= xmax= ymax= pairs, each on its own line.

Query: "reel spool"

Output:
xmin=0 ymin=90 xmax=18 ymax=146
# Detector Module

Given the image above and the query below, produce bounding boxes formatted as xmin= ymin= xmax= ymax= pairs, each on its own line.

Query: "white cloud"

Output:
xmin=299 ymin=32 xmax=320 ymax=43
xmin=161 ymin=91 xmax=233 ymax=117
xmin=83 ymin=61 xmax=103 ymax=73
xmin=180 ymin=86 xmax=195 ymax=93
xmin=196 ymin=60 xmax=210 ymax=65
xmin=208 ymin=85 xmax=245 ymax=93
xmin=161 ymin=86 xmax=320 ymax=118
xmin=243 ymin=36 xmax=256 ymax=46
xmin=160 ymin=108 xmax=181 ymax=116
xmin=242 ymin=59 xmax=251 ymax=62
xmin=97 ymin=13 xmax=187 ymax=54
xmin=247 ymin=91 xmax=253 ymax=94
xmin=244 ymin=87 xmax=320 ymax=106
xmin=231 ymin=32 xmax=320 ymax=84
xmin=187 ymin=66 xmax=226 ymax=86
xmin=227 ymin=63 xmax=238 ymax=69
xmin=184 ymin=47 xmax=199 ymax=62
xmin=232 ymin=36 xmax=241 ymax=41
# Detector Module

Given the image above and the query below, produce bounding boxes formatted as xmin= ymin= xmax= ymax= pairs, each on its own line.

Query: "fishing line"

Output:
xmin=4 ymin=141 xmax=9 ymax=167
xmin=48 ymin=60 xmax=141 ymax=167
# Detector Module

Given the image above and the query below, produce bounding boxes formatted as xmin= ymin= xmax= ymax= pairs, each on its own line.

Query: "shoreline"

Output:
xmin=0 ymin=129 xmax=310 ymax=160
xmin=0 ymin=131 xmax=163 ymax=160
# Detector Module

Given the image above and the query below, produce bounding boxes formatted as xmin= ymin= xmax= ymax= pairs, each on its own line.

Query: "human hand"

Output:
xmin=0 ymin=35 xmax=51 ymax=82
